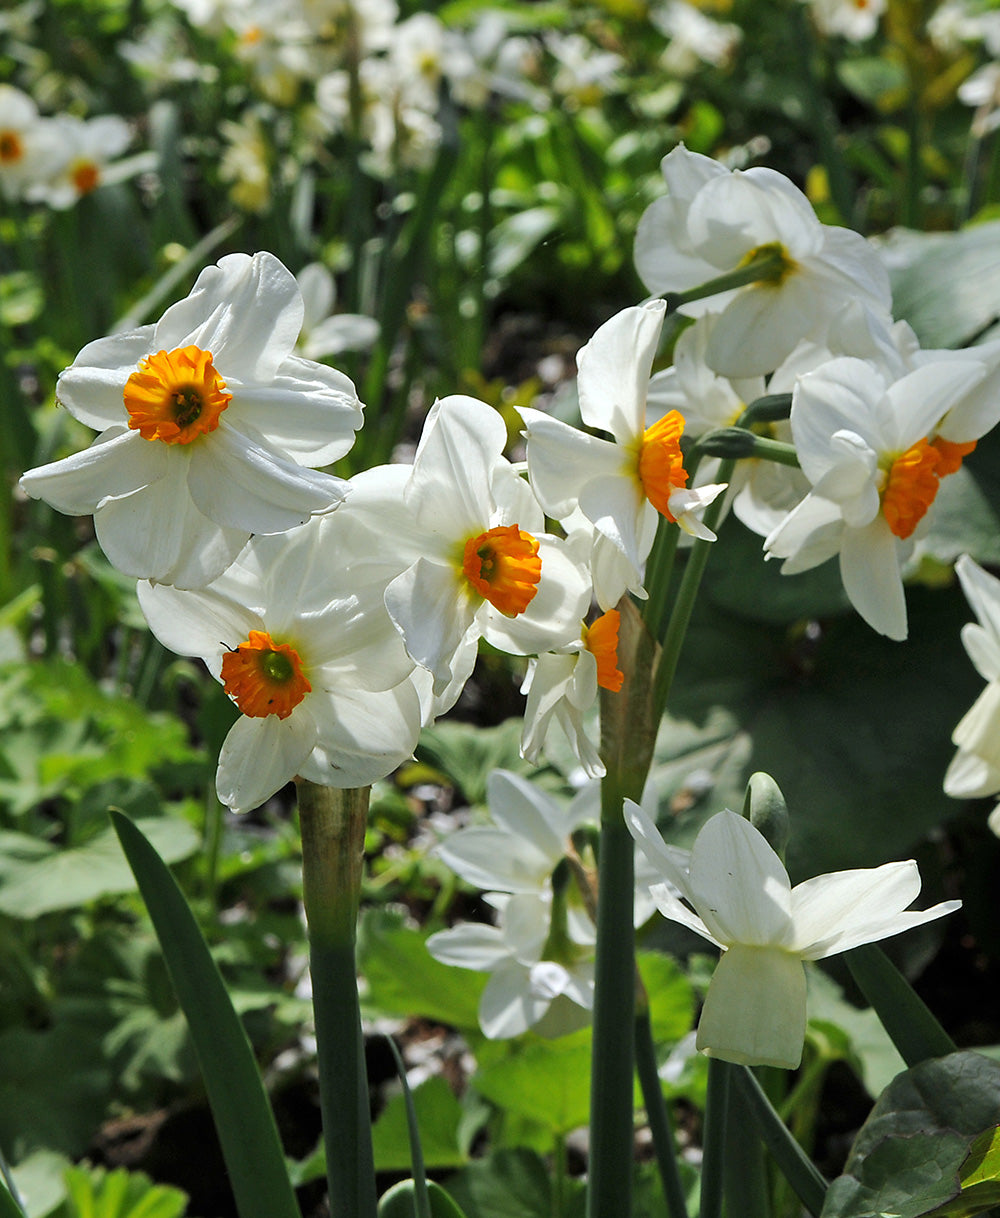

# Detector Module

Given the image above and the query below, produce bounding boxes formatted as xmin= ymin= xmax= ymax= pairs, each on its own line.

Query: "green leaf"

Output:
xmin=61 ymin=1163 xmax=188 ymax=1218
xmin=445 ymin=1149 xmax=585 ymax=1218
xmin=806 ymin=966 xmax=905 ymax=1099
xmin=822 ymin=1051 xmax=1000 ymax=1218
xmin=0 ymin=818 xmax=199 ymax=918
xmin=9 ymin=1150 xmax=70 ymax=1218
xmin=887 ymin=221 xmax=1000 ymax=349
xmin=109 ymin=812 xmax=300 ymax=1218
xmin=922 ymin=1125 xmax=1000 ymax=1217
xmin=636 ymin=952 xmax=696 ymax=1043
xmin=378 ymin=1181 xmax=469 ymax=1218
xmin=415 ymin=721 xmax=528 ymax=808
xmin=357 ymin=907 xmax=485 ymax=1029
xmin=472 ymin=1030 xmax=592 ymax=1137
xmin=371 ymin=1077 xmax=468 ymax=1172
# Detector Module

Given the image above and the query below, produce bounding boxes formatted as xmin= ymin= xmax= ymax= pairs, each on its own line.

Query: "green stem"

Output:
xmin=698 ymin=1059 xmax=730 ymax=1218
xmin=651 ymin=460 xmax=736 ymax=712
xmin=296 ymin=780 xmax=377 ymax=1218
xmin=586 ymin=770 xmax=638 ymax=1218
xmin=662 ymin=250 xmax=790 ymax=314
xmin=845 ymin=943 xmax=956 ymax=1066
xmin=553 ymin=1134 xmax=567 ymax=1218
xmin=730 ymin=1067 xmax=827 ymax=1217
xmin=724 ymin=1070 xmax=771 ymax=1218
xmin=635 ymin=1005 xmax=689 ymax=1218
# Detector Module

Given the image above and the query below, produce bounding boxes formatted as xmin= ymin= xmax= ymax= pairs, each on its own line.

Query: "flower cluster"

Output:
xmin=0 ymin=84 xmax=148 ymax=207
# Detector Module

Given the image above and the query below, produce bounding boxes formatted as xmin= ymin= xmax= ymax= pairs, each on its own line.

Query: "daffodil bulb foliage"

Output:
xmin=20 ymin=252 xmax=363 ymax=589
xmin=626 ymin=803 xmax=960 ymax=1070
xmin=136 ymin=520 xmax=424 ymax=813
xmin=944 ymin=555 xmax=1000 ymax=837
xmin=519 ymin=300 xmax=727 ymax=606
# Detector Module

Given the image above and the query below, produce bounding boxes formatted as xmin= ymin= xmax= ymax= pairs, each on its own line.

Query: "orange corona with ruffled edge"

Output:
xmin=637 ymin=410 xmax=689 ymax=520
xmin=220 ymin=630 xmax=311 ymax=720
xmin=931 ymin=436 xmax=977 ymax=478
xmin=583 ymin=609 xmax=623 ymax=692
xmin=462 ymin=525 xmax=541 ymax=616
xmin=880 ymin=437 xmax=941 ymax=540
xmin=124 ymin=346 xmax=232 ymax=444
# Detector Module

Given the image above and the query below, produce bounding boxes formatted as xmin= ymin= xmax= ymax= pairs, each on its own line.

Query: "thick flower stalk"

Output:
xmin=627 ymin=804 xmax=960 ymax=1068
xmin=20 ymin=252 xmax=363 ymax=588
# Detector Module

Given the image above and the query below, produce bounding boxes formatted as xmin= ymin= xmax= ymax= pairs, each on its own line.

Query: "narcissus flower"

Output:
xmin=520 ymin=301 xmax=727 ymax=582
xmin=325 ymin=395 xmax=591 ymax=699
xmin=627 ymin=803 xmax=960 ymax=1069
xmin=20 ymin=252 xmax=362 ymax=588
xmin=633 ymin=145 xmax=891 ymax=377
xmin=944 ymin=555 xmax=1000 ymax=835
xmin=764 ymin=354 xmax=987 ymax=639
xmin=137 ymin=521 xmax=422 ymax=812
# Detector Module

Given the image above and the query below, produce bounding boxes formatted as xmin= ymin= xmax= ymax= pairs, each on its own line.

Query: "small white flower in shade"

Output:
xmin=520 ymin=608 xmax=623 ymax=779
xmin=634 ymin=145 xmax=892 ymax=377
xmin=23 ymin=114 xmax=144 ymax=210
xmin=626 ymin=803 xmax=960 ymax=1069
xmin=764 ymin=354 xmax=987 ymax=640
xmin=653 ymin=0 xmax=741 ymax=76
xmin=428 ymin=892 xmax=596 ymax=1039
xmin=944 ymin=556 xmax=1000 ymax=834
xmin=137 ymin=521 xmax=423 ymax=813
xmin=295 ymin=263 xmax=380 ymax=360
xmin=520 ymin=300 xmax=727 ymax=578
xmin=803 ymin=0 xmax=885 ymax=42
xmin=327 ymin=395 xmax=591 ymax=699
xmin=19 ymin=252 xmax=362 ymax=588
xmin=0 ymin=85 xmax=64 ymax=200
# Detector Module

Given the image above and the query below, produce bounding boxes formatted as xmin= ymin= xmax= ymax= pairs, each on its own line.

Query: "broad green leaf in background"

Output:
xmin=372 ymin=1077 xmax=468 ymax=1173
xmin=922 ymin=1125 xmax=1000 ymax=1218
xmin=414 ymin=721 xmax=529 ymax=807
xmin=473 ymin=1030 xmax=592 ymax=1138
xmin=59 ymin=1163 xmax=188 ymax=1218
xmin=0 ymin=818 xmax=200 ymax=919
xmin=445 ymin=1149 xmax=585 ymax=1218
xmin=806 ymin=967 xmax=905 ymax=1099
xmin=885 ymin=221 xmax=1000 ymax=349
xmin=357 ymin=907 xmax=486 ymax=1030
xmin=821 ymin=1051 xmax=1000 ymax=1218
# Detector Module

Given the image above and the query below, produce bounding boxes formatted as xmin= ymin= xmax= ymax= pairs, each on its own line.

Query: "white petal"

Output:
xmin=216 ymin=710 xmax=317 ymax=813
xmin=436 ymin=828 xmax=556 ymax=893
xmin=687 ymin=810 xmax=793 ymax=946
xmin=624 ymin=799 xmax=693 ymax=894
xmin=649 ymin=882 xmax=722 ymax=947
xmin=425 ymin=923 xmax=509 ymax=971
xmin=384 ymin=558 xmax=475 ymax=693
xmin=186 ymin=421 xmax=346 ymax=534
xmin=19 ymin=427 xmax=169 ymax=515
xmin=482 ymin=535 xmax=591 ymax=658
xmin=301 ymin=680 xmax=422 ymax=787
xmin=519 ymin=408 xmax=625 ymax=520
xmin=839 ymin=516 xmax=907 ymax=640
xmin=764 ymin=493 xmax=844 ymax=574
xmin=944 ymin=746 xmax=1000 ymax=799
xmin=55 ymin=328 xmax=155 ymax=430
xmin=951 ymin=680 xmax=1000 ymax=772
xmin=479 ymin=959 xmax=549 ymax=1039
xmin=300 ymin=314 xmax=380 ymax=359
xmin=884 ymin=359 xmax=988 ymax=449
xmin=696 ymin=944 xmax=807 ymax=1069
xmin=688 ymin=168 xmax=822 ymax=267
xmin=229 ymin=356 xmax=363 ymax=465
xmin=576 ymin=301 xmax=666 ymax=443
xmin=957 ymin=555 xmax=1000 ymax=656
xmin=136 ymin=579 xmax=260 ymax=664
xmin=156 ymin=252 xmax=303 ymax=383
xmin=487 ymin=769 xmax=567 ymax=860
xmin=579 ymin=475 xmax=654 ymax=572
xmin=94 ymin=460 xmax=248 ymax=587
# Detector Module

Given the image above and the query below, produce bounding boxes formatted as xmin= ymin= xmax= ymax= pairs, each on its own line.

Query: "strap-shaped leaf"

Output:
xmin=110 ymin=811 xmax=300 ymax=1218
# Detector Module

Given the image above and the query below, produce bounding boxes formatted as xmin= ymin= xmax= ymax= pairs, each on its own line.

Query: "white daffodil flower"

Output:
xmin=20 ymin=252 xmax=362 ymax=588
xmin=295 ymin=263 xmax=380 ymax=360
xmin=520 ymin=609 xmax=623 ymax=779
xmin=520 ymin=300 xmax=727 ymax=583
xmin=428 ymin=892 xmax=596 ymax=1039
xmin=944 ymin=555 xmax=1000 ymax=835
xmin=764 ymin=354 xmax=987 ymax=640
xmin=137 ymin=521 xmax=422 ymax=813
xmin=325 ymin=395 xmax=591 ymax=699
xmin=626 ymin=803 xmax=960 ymax=1069
xmin=634 ymin=145 xmax=891 ymax=377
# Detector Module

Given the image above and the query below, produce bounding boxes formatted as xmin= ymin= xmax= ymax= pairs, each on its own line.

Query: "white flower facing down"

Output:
xmin=520 ymin=300 xmax=727 ymax=599
xmin=764 ymin=354 xmax=987 ymax=639
xmin=20 ymin=252 xmax=363 ymax=588
xmin=633 ymin=145 xmax=891 ymax=377
xmin=626 ymin=803 xmax=960 ymax=1069
xmin=137 ymin=521 xmax=423 ymax=813
xmin=944 ymin=555 xmax=1000 ymax=836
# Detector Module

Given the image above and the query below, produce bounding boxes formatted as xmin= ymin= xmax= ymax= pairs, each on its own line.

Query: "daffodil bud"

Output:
xmin=741 ymin=771 xmax=789 ymax=862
